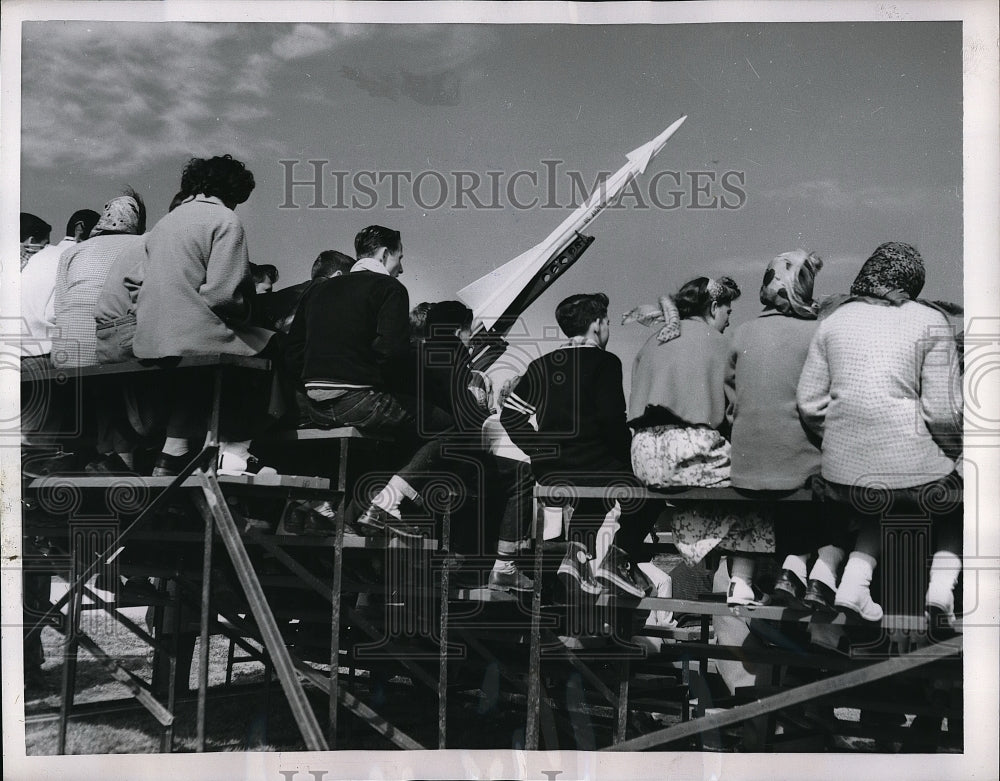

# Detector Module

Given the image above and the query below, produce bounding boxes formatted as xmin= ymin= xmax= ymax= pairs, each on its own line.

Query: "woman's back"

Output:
xmin=798 ymin=299 xmax=961 ymax=487
xmin=728 ymin=312 xmax=821 ymax=489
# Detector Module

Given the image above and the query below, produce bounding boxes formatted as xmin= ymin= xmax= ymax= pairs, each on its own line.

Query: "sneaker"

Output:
xmin=802 ymin=579 xmax=837 ymax=613
xmin=85 ymin=453 xmax=134 ymax=475
xmin=218 ymin=452 xmax=278 ymax=478
xmin=594 ymin=545 xmax=647 ymax=598
xmin=557 ymin=541 xmax=603 ymax=596
xmin=488 ymin=561 xmax=534 ymax=593
xmin=355 ymin=504 xmax=426 ymax=541
xmin=770 ymin=569 xmax=807 ymax=609
xmin=152 ymin=451 xmax=190 ymax=477
xmin=727 ymin=577 xmax=763 ymax=606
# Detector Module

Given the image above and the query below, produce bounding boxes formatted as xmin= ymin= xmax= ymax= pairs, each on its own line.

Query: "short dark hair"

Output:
xmin=354 ymin=225 xmax=401 ymax=260
xmin=424 ymin=300 xmax=473 ymax=339
xmin=311 ymin=250 xmax=355 ymax=279
xmin=555 ymin=292 xmax=609 ymax=338
xmin=180 ymin=155 xmax=255 ymax=206
xmin=674 ymin=276 xmax=741 ymax=318
xmin=66 ymin=209 xmax=100 ymax=239
xmin=20 ymin=213 xmax=51 ymax=243
xmin=409 ymin=302 xmax=433 ymax=339
xmin=251 ymin=263 xmax=279 ymax=285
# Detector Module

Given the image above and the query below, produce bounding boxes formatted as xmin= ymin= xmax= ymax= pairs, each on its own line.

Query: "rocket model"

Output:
xmin=458 ymin=115 xmax=687 ymax=368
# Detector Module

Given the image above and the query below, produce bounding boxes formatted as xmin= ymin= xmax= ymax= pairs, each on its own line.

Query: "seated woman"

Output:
xmin=626 ymin=276 xmax=774 ymax=606
xmin=132 ymin=155 xmax=278 ymax=477
xmin=51 ymin=189 xmax=147 ymax=471
xmin=798 ymin=242 xmax=962 ymax=625
xmin=726 ymin=251 xmax=847 ymax=611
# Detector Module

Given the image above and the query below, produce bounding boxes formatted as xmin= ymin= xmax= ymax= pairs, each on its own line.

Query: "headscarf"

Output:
xmin=92 ymin=195 xmax=143 ymax=236
xmin=760 ymin=250 xmax=823 ymax=319
xmin=623 ymin=276 xmax=735 ymax=343
xmin=849 ymin=241 xmax=924 ymax=303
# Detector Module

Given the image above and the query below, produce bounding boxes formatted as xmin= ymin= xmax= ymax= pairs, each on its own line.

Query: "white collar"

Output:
xmin=351 ymin=257 xmax=390 ymax=276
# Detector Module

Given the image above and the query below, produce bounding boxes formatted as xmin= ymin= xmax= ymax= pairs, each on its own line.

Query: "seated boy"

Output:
xmin=500 ymin=292 xmax=658 ymax=597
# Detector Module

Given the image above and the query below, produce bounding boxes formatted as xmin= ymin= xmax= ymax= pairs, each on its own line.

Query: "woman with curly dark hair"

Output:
xmin=133 ymin=155 xmax=277 ymax=476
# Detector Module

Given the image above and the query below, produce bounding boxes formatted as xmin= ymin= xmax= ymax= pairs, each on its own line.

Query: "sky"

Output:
xmin=18 ymin=17 xmax=965 ymax=391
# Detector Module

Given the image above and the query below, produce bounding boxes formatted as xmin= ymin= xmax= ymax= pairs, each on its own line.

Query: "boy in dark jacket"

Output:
xmin=501 ymin=293 xmax=657 ymax=597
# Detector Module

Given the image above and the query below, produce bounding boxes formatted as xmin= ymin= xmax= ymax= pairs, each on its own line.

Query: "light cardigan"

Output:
xmin=133 ymin=195 xmax=273 ymax=358
xmin=629 ymin=317 xmax=729 ymax=430
xmin=796 ymin=300 xmax=961 ymax=488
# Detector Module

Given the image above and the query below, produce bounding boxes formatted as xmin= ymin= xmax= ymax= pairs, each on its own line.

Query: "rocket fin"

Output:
xmin=457 ymin=243 xmax=549 ymax=328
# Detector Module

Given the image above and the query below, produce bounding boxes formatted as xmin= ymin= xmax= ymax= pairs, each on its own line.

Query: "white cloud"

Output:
xmin=759 ymin=178 xmax=957 ymax=213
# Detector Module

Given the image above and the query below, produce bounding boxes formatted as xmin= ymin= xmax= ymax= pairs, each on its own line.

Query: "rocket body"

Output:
xmin=458 ymin=116 xmax=687 ymax=328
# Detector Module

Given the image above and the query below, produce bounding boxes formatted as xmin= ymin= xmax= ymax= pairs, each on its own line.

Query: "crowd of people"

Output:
xmin=19 ymin=153 xmax=964 ymax=641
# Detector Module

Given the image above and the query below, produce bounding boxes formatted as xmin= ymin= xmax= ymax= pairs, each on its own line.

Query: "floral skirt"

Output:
xmin=631 ymin=424 xmax=774 ymax=566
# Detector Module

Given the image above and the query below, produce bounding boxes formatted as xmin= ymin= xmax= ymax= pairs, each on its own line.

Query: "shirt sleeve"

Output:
xmin=375 ymin=281 xmax=411 ymax=390
xmin=501 ymin=362 xmax=542 ymax=457
xmin=198 ymin=214 xmax=253 ymax=324
xmin=919 ymin=316 xmax=963 ymax=457
xmin=724 ymin=338 xmax=738 ymax=430
xmin=593 ymin=353 xmax=631 ymax=465
xmin=796 ymin=325 xmax=830 ymax=436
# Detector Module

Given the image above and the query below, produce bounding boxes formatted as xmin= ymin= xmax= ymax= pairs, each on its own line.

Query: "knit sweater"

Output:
xmin=796 ymin=300 xmax=961 ymax=488
xmin=285 ymin=271 xmax=410 ymax=391
xmin=629 ymin=318 xmax=730 ymax=431
xmin=726 ymin=312 xmax=822 ymax=490
xmin=500 ymin=346 xmax=632 ymax=479
xmin=52 ymin=234 xmax=144 ymax=368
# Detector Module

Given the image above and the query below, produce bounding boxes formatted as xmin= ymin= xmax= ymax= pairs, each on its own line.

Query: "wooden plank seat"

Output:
xmin=19 ymin=353 xmax=270 ymax=381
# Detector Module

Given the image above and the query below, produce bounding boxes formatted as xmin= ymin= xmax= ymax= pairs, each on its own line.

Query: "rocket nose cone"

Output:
xmin=627 ymin=115 xmax=688 ymax=172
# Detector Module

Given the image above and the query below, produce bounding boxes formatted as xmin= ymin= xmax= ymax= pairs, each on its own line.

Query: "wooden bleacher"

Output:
xmin=20 ymin=354 xmax=964 ymax=753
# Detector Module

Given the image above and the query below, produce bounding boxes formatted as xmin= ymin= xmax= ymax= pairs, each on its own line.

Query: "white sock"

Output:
xmin=808 ymin=545 xmax=845 ymax=591
xmin=781 ymin=553 xmax=809 ymax=581
xmin=927 ymin=551 xmax=961 ymax=607
xmin=593 ymin=502 xmax=621 ymax=568
xmin=220 ymin=440 xmax=251 ymax=461
xmin=730 ymin=555 xmax=755 ymax=584
xmin=492 ymin=558 xmax=515 ymax=572
xmin=116 ymin=452 xmax=134 ymax=469
xmin=371 ymin=475 xmax=417 ymax=519
xmin=162 ymin=437 xmax=189 ymax=457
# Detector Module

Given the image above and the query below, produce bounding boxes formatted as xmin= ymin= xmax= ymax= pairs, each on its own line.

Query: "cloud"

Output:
xmin=759 ymin=178 xmax=958 ymax=213
xmin=19 ymin=22 xmax=361 ymax=176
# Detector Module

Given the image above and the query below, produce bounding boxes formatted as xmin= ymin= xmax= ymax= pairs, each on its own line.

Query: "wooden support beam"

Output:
xmin=605 ymin=635 xmax=961 ymax=751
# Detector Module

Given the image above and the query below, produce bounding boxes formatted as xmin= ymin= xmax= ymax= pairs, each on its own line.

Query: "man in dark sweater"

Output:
xmin=286 ymin=225 xmax=452 ymax=537
xmin=501 ymin=293 xmax=658 ymax=597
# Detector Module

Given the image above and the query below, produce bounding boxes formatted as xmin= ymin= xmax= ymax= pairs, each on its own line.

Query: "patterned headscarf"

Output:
xmin=850 ymin=242 xmax=925 ymax=303
xmin=760 ymin=250 xmax=823 ymax=319
xmin=91 ymin=195 xmax=142 ymax=236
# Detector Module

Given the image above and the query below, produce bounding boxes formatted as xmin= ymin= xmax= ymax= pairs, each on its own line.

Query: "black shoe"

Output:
xmin=557 ymin=541 xmax=603 ymax=596
xmin=770 ymin=569 xmax=807 ymax=608
xmin=85 ymin=453 xmax=134 ymax=475
xmin=356 ymin=505 xmax=425 ymax=541
xmin=152 ymin=451 xmax=189 ymax=477
xmin=595 ymin=545 xmax=647 ymax=598
xmin=802 ymin=579 xmax=836 ymax=613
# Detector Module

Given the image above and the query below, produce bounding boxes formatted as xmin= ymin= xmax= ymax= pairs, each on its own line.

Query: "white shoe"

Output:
xmin=834 ymin=584 xmax=884 ymax=622
xmin=218 ymin=452 xmax=278 ymax=477
xmin=925 ymin=582 xmax=956 ymax=628
xmin=727 ymin=577 xmax=762 ymax=606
